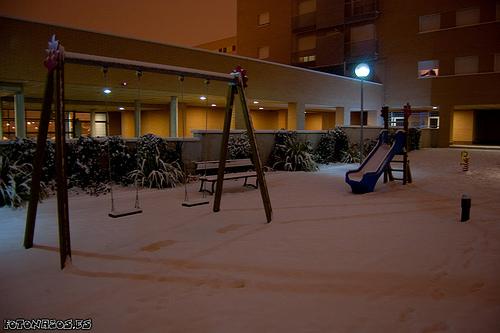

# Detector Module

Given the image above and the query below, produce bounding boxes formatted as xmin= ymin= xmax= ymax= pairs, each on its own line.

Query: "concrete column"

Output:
xmin=14 ymin=93 xmax=26 ymax=138
xmin=90 ymin=111 xmax=96 ymax=137
xmin=287 ymin=102 xmax=305 ymax=130
xmin=335 ymin=107 xmax=344 ymax=126
xmin=367 ymin=110 xmax=378 ymax=126
xmin=170 ymin=96 xmax=178 ymax=137
xmin=344 ymin=107 xmax=353 ymax=126
xmin=134 ymin=99 xmax=141 ymax=137
xmin=437 ymin=104 xmax=453 ymax=147
xmin=233 ymin=100 xmax=245 ymax=130
xmin=0 ymin=99 xmax=3 ymax=139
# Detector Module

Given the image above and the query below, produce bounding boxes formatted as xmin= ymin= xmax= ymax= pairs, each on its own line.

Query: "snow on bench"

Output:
xmin=195 ymin=158 xmax=257 ymax=194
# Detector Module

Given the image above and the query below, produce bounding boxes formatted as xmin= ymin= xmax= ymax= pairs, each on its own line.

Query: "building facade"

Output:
xmin=236 ymin=0 xmax=500 ymax=146
xmin=0 ymin=17 xmax=382 ymax=141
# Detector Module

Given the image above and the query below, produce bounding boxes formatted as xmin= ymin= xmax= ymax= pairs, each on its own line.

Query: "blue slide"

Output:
xmin=345 ymin=130 xmax=406 ymax=194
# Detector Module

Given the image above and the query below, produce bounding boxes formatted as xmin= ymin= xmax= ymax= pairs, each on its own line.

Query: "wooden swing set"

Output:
xmin=24 ymin=36 xmax=273 ymax=269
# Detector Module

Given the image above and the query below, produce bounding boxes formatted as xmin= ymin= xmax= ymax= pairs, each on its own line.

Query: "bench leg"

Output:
xmin=243 ymin=177 xmax=258 ymax=189
xmin=211 ymin=181 xmax=216 ymax=195
xmin=199 ymin=180 xmax=205 ymax=193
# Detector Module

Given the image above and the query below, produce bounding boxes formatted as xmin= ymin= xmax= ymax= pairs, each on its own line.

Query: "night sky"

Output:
xmin=0 ymin=0 xmax=237 ymax=46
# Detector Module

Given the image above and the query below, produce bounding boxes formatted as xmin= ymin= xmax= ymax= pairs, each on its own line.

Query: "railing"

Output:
xmin=345 ymin=0 xmax=379 ymax=24
xmin=345 ymin=39 xmax=378 ymax=60
xmin=292 ymin=12 xmax=316 ymax=32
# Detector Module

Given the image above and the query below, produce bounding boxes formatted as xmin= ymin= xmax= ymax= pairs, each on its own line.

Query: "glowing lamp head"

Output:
xmin=200 ymin=96 xmax=207 ymax=101
xmin=354 ymin=63 xmax=370 ymax=78
xmin=103 ymin=88 xmax=112 ymax=94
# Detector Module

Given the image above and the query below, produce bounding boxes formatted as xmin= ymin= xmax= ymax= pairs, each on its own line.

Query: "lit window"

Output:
xmin=455 ymin=56 xmax=479 ymax=74
xmin=94 ymin=113 xmax=107 ymax=137
xmin=419 ymin=14 xmax=441 ymax=32
xmin=429 ymin=116 xmax=440 ymax=129
xmin=297 ymin=35 xmax=316 ymax=51
xmin=299 ymin=55 xmax=316 ymax=63
xmin=298 ymin=0 xmax=316 ymax=15
xmin=390 ymin=116 xmax=404 ymax=127
xmin=258 ymin=12 xmax=270 ymax=26
xmin=495 ymin=54 xmax=500 ymax=72
xmin=418 ymin=60 xmax=439 ymax=77
xmin=456 ymin=7 xmax=480 ymax=26
xmin=258 ymin=46 xmax=270 ymax=59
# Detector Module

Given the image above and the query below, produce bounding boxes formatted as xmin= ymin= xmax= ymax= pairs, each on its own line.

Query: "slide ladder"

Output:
xmin=345 ymin=130 xmax=406 ymax=194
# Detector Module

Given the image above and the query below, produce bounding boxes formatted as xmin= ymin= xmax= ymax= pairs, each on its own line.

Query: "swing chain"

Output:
xmin=134 ymin=70 xmax=143 ymax=209
xmin=102 ymin=67 xmax=116 ymax=213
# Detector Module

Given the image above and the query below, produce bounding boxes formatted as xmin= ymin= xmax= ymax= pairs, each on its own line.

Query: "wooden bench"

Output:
xmin=195 ymin=158 xmax=258 ymax=194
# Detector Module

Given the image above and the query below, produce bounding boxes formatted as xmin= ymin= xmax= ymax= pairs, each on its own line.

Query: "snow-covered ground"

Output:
xmin=1 ymin=148 xmax=499 ymax=332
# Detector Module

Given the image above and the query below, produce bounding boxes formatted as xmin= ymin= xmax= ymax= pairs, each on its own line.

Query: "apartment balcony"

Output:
xmin=291 ymin=49 xmax=317 ymax=67
xmin=292 ymin=12 xmax=316 ymax=32
xmin=345 ymin=39 xmax=378 ymax=61
xmin=345 ymin=0 xmax=379 ymax=24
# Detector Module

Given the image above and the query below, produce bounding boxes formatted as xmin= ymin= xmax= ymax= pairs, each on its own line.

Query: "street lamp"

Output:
xmin=354 ymin=63 xmax=370 ymax=162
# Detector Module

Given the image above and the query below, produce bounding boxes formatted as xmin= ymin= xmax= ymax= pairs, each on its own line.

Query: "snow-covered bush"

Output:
xmin=268 ymin=130 xmax=297 ymax=168
xmin=0 ymin=155 xmax=47 ymax=208
xmin=2 ymin=138 xmax=56 ymax=183
xmin=68 ymin=137 xmax=107 ymax=195
xmin=104 ymin=136 xmax=135 ymax=185
xmin=270 ymin=131 xmax=318 ymax=172
xmin=129 ymin=134 xmax=184 ymax=189
xmin=314 ymin=127 xmax=349 ymax=164
xmin=228 ymin=132 xmax=251 ymax=159
xmin=341 ymin=139 xmax=378 ymax=164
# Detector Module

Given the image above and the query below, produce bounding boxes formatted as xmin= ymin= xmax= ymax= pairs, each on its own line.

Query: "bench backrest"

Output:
xmin=195 ymin=158 xmax=253 ymax=171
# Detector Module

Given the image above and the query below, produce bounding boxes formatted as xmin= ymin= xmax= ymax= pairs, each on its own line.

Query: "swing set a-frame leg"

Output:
xmin=24 ymin=71 xmax=54 ymax=249
xmin=213 ymin=84 xmax=235 ymax=214
xmin=24 ymin=40 xmax=71 ymax=269
xmin=212 ymin=81 xmax=273 ymax=223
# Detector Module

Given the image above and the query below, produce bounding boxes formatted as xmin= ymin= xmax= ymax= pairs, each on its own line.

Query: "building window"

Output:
xmin=418 ymin=60 xmax=439 ymax=77
xmin=429 ymin=116 xmax=440 ymax=129
xmin=258 ymin=12 xmax=270 ymax=26
xmin=350 ymin=111 xmax=368 ymax=126
xmin=297 ymin=35 xmax=316 ymax=51
xmin=455 ymin=56 xmax=479 ymax=74
xmin=494 ymin=54 xmax=500 ymax=72
xmin=258 ymin=46 xmax=270 ymax=59
xmin=497 ymin=3 xmax=500 ymax=20
xmin=232 ymin=45 xmax=236 ymax=52
xmin=419 ymin=14 xmax=441 ymax=32
xmin=94 ymin=113 xmax=107 ymax=137
xmin=388 ymin=112 xmax=404 ymax=127
xmin=350 ymin=23 xmax=375 ymax=42
xmin=456 ymin=7 xmax=480 ymax=26
xmin=299 ymin=55 xmax=316 ymax=63
xmin=298 ymin=0 xmax=316 ymax=15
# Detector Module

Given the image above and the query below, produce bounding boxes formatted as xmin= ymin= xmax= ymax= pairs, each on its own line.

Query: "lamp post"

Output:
xmin=354 ymin=63 xmax=370 ymax=162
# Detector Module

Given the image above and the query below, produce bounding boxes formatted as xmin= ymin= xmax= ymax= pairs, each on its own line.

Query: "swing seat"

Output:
xmin=108 ymin=208 xmax=143 ymax=218
xmin=182 ymin=199 xmax=210 ymax=207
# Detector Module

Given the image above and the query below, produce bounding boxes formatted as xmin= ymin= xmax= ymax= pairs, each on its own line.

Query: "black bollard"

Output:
xmin=461 ymin=194 xmax=471 ymax=222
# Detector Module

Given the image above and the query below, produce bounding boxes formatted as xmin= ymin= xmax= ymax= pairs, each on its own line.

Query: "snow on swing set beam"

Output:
xmin=24 ymin=36 xmax=273 ymax=270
